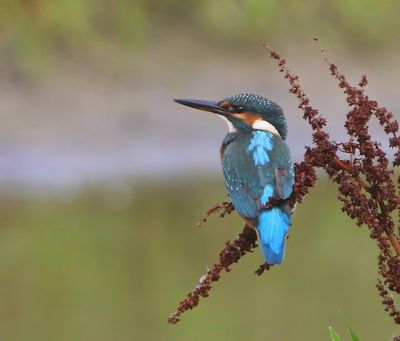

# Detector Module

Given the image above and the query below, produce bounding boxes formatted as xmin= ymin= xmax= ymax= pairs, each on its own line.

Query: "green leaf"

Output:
xmin=346 ymin=322 xmax=360 ymax=341
xmin=329 ymin=326 xmax=342 ymax=341
xmin=337 ymin=309 xmax=360 ymax=341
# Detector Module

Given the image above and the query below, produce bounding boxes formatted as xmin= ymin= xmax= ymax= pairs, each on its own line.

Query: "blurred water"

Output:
xmin=1 ymin=46 xmax=399 ymax=190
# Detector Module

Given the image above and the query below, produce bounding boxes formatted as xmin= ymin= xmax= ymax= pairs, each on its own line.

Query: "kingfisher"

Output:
xmin=174 ymin=93 xmax=295 ymax=265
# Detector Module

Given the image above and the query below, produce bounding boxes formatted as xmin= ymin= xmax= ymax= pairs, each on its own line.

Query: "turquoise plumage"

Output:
xmin=222 ymin=129 xmax=294 ymax=264
xmin=174 ymin=93 xmax=295 ymax=265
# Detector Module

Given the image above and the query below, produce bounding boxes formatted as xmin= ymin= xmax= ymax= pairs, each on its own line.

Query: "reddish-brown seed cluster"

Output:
xmin=168 ymin=225 xmax=257 ymax=324
xmin=255 ymin=262 xmax=272 ymax=276
xmin=265 ymin=42 xmax=400 ymax=327
xmin=168 ymin=43 xmax=400 ymax=328
xmin=197 ymin=201 xmax=234 ymax=227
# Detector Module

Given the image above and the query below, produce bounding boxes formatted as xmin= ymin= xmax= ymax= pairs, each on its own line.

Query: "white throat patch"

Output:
xmin=219 ymin=115 xmax=236 ymax=133
xmin=252 ymin=119 xmax=281 ymax=137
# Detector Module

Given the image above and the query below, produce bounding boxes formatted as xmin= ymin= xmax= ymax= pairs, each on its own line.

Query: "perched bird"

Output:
xmin=174 ymin=93 xmax=295 ymax=265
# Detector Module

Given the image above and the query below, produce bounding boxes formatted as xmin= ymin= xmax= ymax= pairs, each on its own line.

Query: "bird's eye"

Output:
xmin=235 ymin=106 xmax=244 ymax=112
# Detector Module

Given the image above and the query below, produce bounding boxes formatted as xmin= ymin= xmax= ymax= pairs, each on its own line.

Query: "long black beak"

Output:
xmin=174 ymin=98 xmax=228 ymax=116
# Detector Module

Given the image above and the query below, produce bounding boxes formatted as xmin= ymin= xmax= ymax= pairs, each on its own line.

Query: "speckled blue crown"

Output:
xmin=226 ymin=93 xmax=287 ymax=139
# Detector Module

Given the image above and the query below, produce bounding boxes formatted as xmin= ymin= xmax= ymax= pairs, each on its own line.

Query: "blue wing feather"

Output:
xmin=222 ymin=130 xmax=294 ymax=217
xmin=221 ymin=130 xmax=294 ymax=264
xmin=275 ymin=166 xmax=295 ymax=199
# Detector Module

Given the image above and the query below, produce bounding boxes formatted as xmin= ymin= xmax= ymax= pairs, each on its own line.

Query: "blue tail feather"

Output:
xmin=257 ymin=207 xmax=291 ymax=264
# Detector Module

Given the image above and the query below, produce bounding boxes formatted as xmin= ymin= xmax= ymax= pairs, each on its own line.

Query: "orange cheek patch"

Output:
xmin=234 ymin=113 xmax=262 ymax=125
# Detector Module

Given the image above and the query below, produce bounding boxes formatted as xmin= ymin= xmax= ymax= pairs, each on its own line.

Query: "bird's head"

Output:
xmin=174 ymin=93 xmax=287 ymax=139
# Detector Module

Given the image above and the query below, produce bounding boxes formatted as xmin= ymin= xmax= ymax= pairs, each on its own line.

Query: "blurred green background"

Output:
xmin=1 ymin=1 xmax=400 ymax=340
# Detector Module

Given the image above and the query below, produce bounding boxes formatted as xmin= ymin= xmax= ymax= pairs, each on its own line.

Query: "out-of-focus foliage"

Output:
xmin=329 ymin=321 xmax=360 ymax=341
xmin=329 ymin=327 xmax=343 ymax=341
xmin=1 ymin=0 xmax=400 ymax=74
xmin=0 ymin=178 xmax=396 ymax=340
